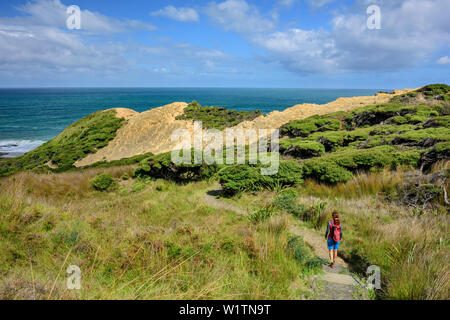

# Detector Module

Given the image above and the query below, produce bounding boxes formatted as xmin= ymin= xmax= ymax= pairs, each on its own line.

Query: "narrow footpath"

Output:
xmin=203 ymin=186 xmax=368 ymax=300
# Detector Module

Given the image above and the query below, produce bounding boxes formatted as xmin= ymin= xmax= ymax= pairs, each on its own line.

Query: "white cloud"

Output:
xmin=0 ymin=0 xmax=159 ymax=81
xmin=305 ymin=0 xmax=335 ymax=7
xmin=16 ymin=0 xmax=156 ymax=33
xmin=151 ymin=5 xmax=199 ymax=22
xmin=205 ymin=0 xmax=275 ymax=33
xmin=252 ymin=0 xmax=450 ymax=73
xmin=254 ymin=29 xmax=338 ymax=73
xmin=437 ymin=56 xmax=450 ymax=65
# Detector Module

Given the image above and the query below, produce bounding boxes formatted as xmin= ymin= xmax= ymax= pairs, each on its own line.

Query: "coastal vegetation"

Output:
xmin=0 ymin=168 xmax=318 ymax=299
xmin=175 ymin=101 xmax=263 ymax=130
xmin=0 ymin=110 xmax=126 ymax=176
xmin=0 ymin=84 xmax=448 ymax=300
xmin=228 ymin=164 xmax=449 ymax=300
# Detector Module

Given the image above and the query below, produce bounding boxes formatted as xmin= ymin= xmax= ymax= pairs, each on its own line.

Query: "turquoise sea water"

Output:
xmin=0 ymin=87 xmax=386 ymax=155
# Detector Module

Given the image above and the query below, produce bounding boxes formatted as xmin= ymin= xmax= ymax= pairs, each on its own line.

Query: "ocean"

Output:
xmin=0 ymin=87 xmax=386 ymax=156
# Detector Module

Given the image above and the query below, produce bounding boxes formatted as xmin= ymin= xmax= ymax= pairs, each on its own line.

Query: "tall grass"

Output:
xmin=0 ymin=167 xmax=313 ymax=300
xmin=227 ymin=166 xmax=450 ymax=300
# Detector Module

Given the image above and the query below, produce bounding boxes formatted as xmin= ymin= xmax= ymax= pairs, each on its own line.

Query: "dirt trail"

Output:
xmin=288 ymin=224 xmax=366 ymax=300
xmin=203 ymin=186 xmax=367 ymax=300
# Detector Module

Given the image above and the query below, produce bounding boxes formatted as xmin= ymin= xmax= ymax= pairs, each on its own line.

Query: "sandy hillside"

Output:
xmin=75 ymin=89 xmax=415 ymax=167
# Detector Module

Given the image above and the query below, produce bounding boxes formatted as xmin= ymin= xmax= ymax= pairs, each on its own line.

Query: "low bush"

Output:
xmin=217 ymin=161 xmax=304 ymax=196
xmin=134 ymin=151 xmax=219 ymax=182
xmin=369 ymin=124 xmax=416 ymax=136
xmin=91 ymin=173 xmax=117 ymax=191
xmin=287 ymin=236 xmax=324 ymax=272
xmin=320 ymin=146 xmax=421 ymax=171
xmin=391 ymin=84 xmax=450 ymax=104
xmin=280 ymin=139 xmax=325 ymax=158
xmin=248 ymin=205 xmax=278 ymax=224
xmin=303 ymin=159 xmax=353 ymax=184
xmin=422 ymin=115 xmax=450 ymax=128
xmin=273 ymin=189 xmax=307 ymax=217
xmin=390 ymin=128 xmax=450 ymax=144
xmin=347 ymin=102 xmax=441 ymax=128
xmin=305 ymin=127 xmax=372 ymax=152
xmin=417 ymin=84 xmax=450 ymax=101
xmin=419 ymin=142 xmax=450 ymax=172
xmin=175 ymin=101 xmax=262 ymax=130
xmin=281 ymin=114 xmax=343 ymax=138
xmin=303 ymin=200 xmax=328 ymax=229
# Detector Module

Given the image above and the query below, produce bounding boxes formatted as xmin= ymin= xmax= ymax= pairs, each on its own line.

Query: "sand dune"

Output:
xmin=75 ymin=89 xmax=415 ymax=167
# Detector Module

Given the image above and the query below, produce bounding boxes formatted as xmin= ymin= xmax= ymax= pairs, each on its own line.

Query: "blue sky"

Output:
xmin=0 ymin=0 xmax=448 ymax=88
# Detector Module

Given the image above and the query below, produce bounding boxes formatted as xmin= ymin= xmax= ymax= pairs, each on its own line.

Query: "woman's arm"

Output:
xmin=324 ymin=222 xmax=330 ymax=239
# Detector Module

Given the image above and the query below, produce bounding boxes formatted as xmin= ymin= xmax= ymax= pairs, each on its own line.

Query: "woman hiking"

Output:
xmin=325 ymin=211 xmax=343 ymax=268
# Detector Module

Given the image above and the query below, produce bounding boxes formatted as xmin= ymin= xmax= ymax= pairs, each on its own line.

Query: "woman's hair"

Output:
xmin=332 ymin=211 xmax=341 ymax=226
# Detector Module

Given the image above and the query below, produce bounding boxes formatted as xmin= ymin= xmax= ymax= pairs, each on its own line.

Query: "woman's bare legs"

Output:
xmin=328 ymin=249 xmax=333 ymax=263
xmin=333 ymin=249 xmax=338 ymax=263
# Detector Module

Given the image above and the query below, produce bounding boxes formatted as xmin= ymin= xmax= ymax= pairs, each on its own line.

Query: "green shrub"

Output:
xmin=303 ymin=200 xmax=328 ymax=229
xmin=417 ymin=84 xmax=450 ymax=100
xmin=389 ymin=116 xmax=408 ymax=124
xmin=317 ymin=146 xmax=421 ymax=172
xmin=287 ymin=236 xmax=324 ymax=272
xmin=273 ymin=189 xmax=307 ymax=217
xmin=280 ymin=139 xmax=325 ymax=158
xmin=419 ymin=142 xmax=450 ymax=172
xmin=369 ymin=124 xmax=416 ymax=136
xmin=166 ymin=243 xmax=183 ymax=259
xmin=155 ymin=184 xmax=169 ymax=192
xmin=303 ymin=159 xmax=353 ymax=184
xmin=91 ymin=173 xmax=117 ymax=191
xmin=390 ymin=128 xmax=450 ymax=144
xmin=131 ymin=180 xmax=147 ymax=193
xmin=358 ymin=135 xmax=385 ymax=149
xmin=134 ymin=151 xmax=219 ymax=182
xmin=248 ymin=205 xmax=278 ymax=224
xmin=0 ymin=110 xmax=126 ymax=176
xmin=217 ymin=161 xmax=304 ymax=196
xmin=175 ymin=101 xmax=262 ymax=130
xmin=423 ymin=115 xmax=450 ymax=128
xmin=281 ymin=114 xmax=343 ymax=138
xmin=273 ymin=189 xmax=297 ymax=210
xmin=307 ymin=128 xmax=371 ymax=151
xmin=391 ymin=84 xmax=450 ymax=104
xmin=347 ymin=102 xmax=442 ymax=128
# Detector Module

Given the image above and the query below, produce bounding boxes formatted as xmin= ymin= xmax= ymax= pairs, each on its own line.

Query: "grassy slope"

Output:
xmin=219 ymin=167 xmax=449 ymax=300
xmin=134 ymin=84 xmax=449 ymax=299
xmin=0 ymin=110 xmax=126 ymax=176
xmin=0 ymin=84 xmax=448 ymax=300
xmin=0 ymin=167 xmax=320 ymax=300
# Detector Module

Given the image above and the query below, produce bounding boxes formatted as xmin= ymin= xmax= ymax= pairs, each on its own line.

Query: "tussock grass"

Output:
xmin=223 ymin=167 xmax=450 ymax=300
xmin=0 ymin=167 xmax=314 ymax=300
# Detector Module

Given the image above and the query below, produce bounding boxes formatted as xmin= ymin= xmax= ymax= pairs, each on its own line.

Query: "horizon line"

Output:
xmin=0 ymin=86 xmax=393 ymax=90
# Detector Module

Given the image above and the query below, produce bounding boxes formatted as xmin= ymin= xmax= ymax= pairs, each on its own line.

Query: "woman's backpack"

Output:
xmin=329 ymin=221 xmax=341 ymax=242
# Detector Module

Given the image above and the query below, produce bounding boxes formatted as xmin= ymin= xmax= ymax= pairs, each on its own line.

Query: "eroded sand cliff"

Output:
xmin=75 ymin=89 xmax=415 ymax=167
